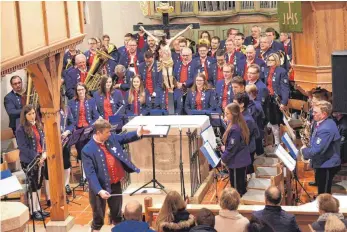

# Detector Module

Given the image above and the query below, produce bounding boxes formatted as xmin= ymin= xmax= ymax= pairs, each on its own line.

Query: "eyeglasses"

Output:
xmin=268 ymin=59 xmax=275 ymax=61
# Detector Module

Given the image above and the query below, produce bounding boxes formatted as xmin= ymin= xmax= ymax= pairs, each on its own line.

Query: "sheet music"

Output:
xmin=283 ymin=116 xmax=296 ymax=141
xmin=201 ymin=141 xmax=220 ymax=168
xmin=0 ymin=176 xmax=23 ymax=197
xmin=275 ymin=145 xmax=296 ymax=171
xmin=282 ymin=132 xmax=299 ymax=158
xmin=143 ymin=125 xmax=170 ymax=137
xmin=201 ymin=126 xmax=217 ymax=149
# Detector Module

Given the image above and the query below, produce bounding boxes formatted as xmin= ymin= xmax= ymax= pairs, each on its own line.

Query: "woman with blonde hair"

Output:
xmin=125 ymin=75 xmax=150 ymax=116
xmin=325 ymin=215 xmax=347 ymax=232
xmin=184 ymin=73 xmax=216 ymax=115
xmin=221 ymin=103 xmax=251 ymax=196
xmin=215 ymin=188 xmax=249 ymax=232
xmin=155 ymin=191 xmax=195 ymax=232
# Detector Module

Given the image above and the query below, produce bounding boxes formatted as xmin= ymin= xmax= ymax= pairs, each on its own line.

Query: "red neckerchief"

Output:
xmin=243 ymin=59 xmax=254 ymax=80
xmin=133 ymin=90 xmax=139 ymax=115
xmin=267 ymin=66 xmax=276 ymax=95
xmin=196 ymin=90 xmax=203 ymax=110
xmin=128 ymin=51 xmax=138 ymax=74
xmin=32 ymin=125 xmax=43 ymax=153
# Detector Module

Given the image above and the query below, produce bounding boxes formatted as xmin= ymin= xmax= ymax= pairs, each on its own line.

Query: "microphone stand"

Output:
xmin=178 ymin=124 xmax=186 ymax=200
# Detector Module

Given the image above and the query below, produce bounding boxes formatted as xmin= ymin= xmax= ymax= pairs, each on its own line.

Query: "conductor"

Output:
xmin=82 ymin=118 xmax=150 ymax=231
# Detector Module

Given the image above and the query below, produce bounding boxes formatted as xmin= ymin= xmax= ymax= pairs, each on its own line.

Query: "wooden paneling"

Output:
xmin=67 ymin=1 xmax=81 ymax=37
xmin=18 ymin=1 xmax=45 ymax=54
xmin=1 ymin=2 xmax=21 ymax=62
xmin=45 ymin=1 xmax=67 ymax=44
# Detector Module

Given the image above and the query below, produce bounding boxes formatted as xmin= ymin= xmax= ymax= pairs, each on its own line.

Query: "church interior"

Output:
xmin=1 ymin=1 xmax=347 ymax=232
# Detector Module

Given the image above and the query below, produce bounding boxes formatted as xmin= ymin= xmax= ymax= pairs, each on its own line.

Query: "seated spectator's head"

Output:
xmin=245 ymin=84 xmax=258 ymax=100
xmin=195 ymin=208 xmax=215 ymax=228
xmin=317 ymin=193 xmax=340 ymax=215
xmin=325 ymin=215 xmax=346 ymax=232
xmin=220 ymin=187 xmax=240 ymax=211
xmin=264 ymin=186 xmax=282 ymax=206
xmin=248 ymin=216 xmax=274 ymax=232
xmin=124 ymin=200 xmax=142 ymax=221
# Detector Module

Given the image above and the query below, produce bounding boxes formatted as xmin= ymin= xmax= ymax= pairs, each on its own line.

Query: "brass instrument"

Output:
xmin=274 ymin=94 xmax=291 ymax=120
xmin=84 ymin=49 xmax=115 ymax=91
xmin=26 ymin=73 xmax=39 ymax=109
xmin=299 ymin=105 xmax=311 ymax=146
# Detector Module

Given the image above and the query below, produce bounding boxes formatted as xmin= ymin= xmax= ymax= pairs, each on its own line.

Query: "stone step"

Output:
xmin=247 ymin=178 xmax=271 ymax=190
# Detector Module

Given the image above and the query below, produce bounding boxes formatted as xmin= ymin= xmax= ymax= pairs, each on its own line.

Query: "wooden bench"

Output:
xmin=143 ymin=197 xmax=347 ymax=232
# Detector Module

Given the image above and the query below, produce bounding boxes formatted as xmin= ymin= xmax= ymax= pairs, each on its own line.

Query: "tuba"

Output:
xmin=84 ymin=49 xmax=115 ymax=91
xmin=26 ymin=73 xmax=39 ymax=109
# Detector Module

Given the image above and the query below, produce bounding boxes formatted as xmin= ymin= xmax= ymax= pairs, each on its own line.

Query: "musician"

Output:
xmin=125 ymin=75 xmax=150 ymax=116
xmin=113 ymin=64 xmax=134 ymax=94
xmin=153 ymin=79 xmax=183 ymax=115
xmin=192 ymin=43 xmax=216 ymax=87
xmin=93 ymin=76 xmax=125 ymax=120
xmin=173 ymin=47 xmax=197 ymax=89
xmin=333 ymin=112 xmax=347 ymax=164
xmin=60 ymin=98 xmax=75 ymax=195
xmin=256 ymin=36 xmax=275 ymax=62
xmin=246 ymin=84 xmax=266 ymax=156
xmin=219 ymin=28 xmax=239 ymax=49
xmin=209 ymin=49 xmax=226 ymax=87
xmin=119 ymin=39 xmax=144 ymax=75
xmin=133 ymin=22 xmax=148 ymax=51
xmin=262 ymin=53 xmax=289 ymax=145
xmin=233 ymin=92 xmax=260 ymax=175
xmin=210 ymin=36 xmax=221 ymax=58
xmin=68 ymin=83 xmax=100 ymax=162
xmin=138 ymin=51 xmax=162 ymax=97
xmin=244 ymin=25 xmax=261 ymax=48
xmin=4 ymin=75 xmax=25 ymax=135
xmin=63 ymin=46 xmax=82 ymax=71
xmin=144 ymin=36 xmax=158 ymax=55
xmin=16 ymin=105 xmax=49 ymax=220
xmin=221 ymin=103 xmax=251 ymax=196
xmin=280 ymin=32 xmax=292 ymax=61
xmin=171 ymin=37 xmax=183 ymax=64
xmin=102 ymin=34 xmax=120 ymax=75
xmin=265 ymin=27 xmax=285 ymax=52
xmin=118 ymin=33 xmax=133 ymax=55
xmin=95 ymin=37 xmax=102 ymax=50
xmin=82 ymin=118 xmax=150 ymax=231
xmin=64 ymin=54 xmax=88 ymax=100
xmin=224 ymin=39 xmax=245 ymax=68
xmin=301 ymin=101 xmax=341 ymax=194
xmin=216 ymin=64 xmax=234 ymax=114
xmin=234 ymin=33 xmax=245 ymax=53
xmin=236 ymin=45 xmax=265 ymax=80
xmin=246 ymin=64 xmax=268 ymax=106
xmin=184 ymin=73 xmax=216 ymax=115
xmin=84 ymin=38 xmax=98 ymax=68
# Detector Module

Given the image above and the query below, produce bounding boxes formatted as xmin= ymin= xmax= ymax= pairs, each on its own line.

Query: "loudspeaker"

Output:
xmin=332 ymin=51 xmax=347 ymax=113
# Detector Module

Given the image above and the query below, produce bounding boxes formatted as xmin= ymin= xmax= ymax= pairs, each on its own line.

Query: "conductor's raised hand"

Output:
xmin=187 ymin=24 xmax=193 ymax=30
xmin=99 ymin=190 xmax=111 ymax=199
xmin=137 ymin=126 xmax=151 ymax=137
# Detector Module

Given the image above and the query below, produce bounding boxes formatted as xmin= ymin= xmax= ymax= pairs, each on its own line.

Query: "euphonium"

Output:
xmin=84 ymin=49 xmax=114 ymax=91
xmin=26 ymin=74 xmax=39 ymax=109
xmin=299 ymin=106 xmax=311 ymax=146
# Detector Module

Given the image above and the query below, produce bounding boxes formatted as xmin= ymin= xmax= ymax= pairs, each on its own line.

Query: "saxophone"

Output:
xmin=299 ymin=107 xmax=311 ymax=146
xmin=26 ymin=72 xmax=39 ymax=109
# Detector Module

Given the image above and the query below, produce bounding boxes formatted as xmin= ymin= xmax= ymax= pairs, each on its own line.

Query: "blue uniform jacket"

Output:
xmin=244 ymin=36 xmax=258 ymax=47
xmin=224 ymin=52 xmax=245 ymax=68
xmin=184 ymin=89 xmax=216 ymax=115
xmin=243 ymin=110 xmax=260 ymax=153
xmin=192 ymin=56 xmax=216 ymax=86
xmin=172 ymin=52 xmax=181 ymax=67
xmin=235 ymin=58 xmax=266 ymax=78
xmin=133 ymin=33 xmax=148 ymax=46
xmin=68 ymin=98 xmax=100 ymax=127
xmin=271 ymin=40 xmax=285 ymax=52
xmin=105 ymin=59 xmax=119 ymax=77
xmin=4 ymin=91 xmax=23 ymax=129
xmin=173 ymin=61 xmax=197 ymax=88
xmin=82 ymin=131 xmax=141 ymax=195
xmin=138 ymin=61 xmax=162 ymax=94
xmin=119 ymin=52 xmax=145 ymax=69
xmin=112 ymin=70 xmax=134 ymax=92
xmin=124 ymin=89 xmax=151 ymax=116
xmin=63 ymin=50 xmax=81 ymax=70
xmin=262 ymin=66 xmax=290 ymax=105
xmin=112 ymin=220 xmax=155 ymax=232
xmin=247 ymin=79 xmax=269 ymax=106
xmin=253 ymin=100 xmax=265 ymax=138
xmin=153 ymin=88 xmax=183 ymax=115
xmin=16 ymin=125 xmax=45 ymax=164
xmin=209 ymin=63 xmax=223 ymax=87
xmin=256 ymin=48 xmax=275 ymax=61
xmin=282 ymin=41 xmax=292 ymax=61
xmin=64 ymin=67 xmax=87 ymax=100
xmin=60 ymin=108 xmax=75 ymax=133
xmin=93 ymin=90 xmax=125 ymax=118
xmin=222 ymin=124 xmax=251 ymax=169
xmin=302 ymin=118 xmax=341 ymax=168
xmin=118 ymin=46 xmax=126 ymax=55
xmin=215 ymin=80 xmax=234 ymax=113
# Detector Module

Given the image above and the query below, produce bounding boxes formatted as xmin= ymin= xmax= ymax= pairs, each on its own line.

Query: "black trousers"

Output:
xmin=265 ymin=96 xmax=283 ymax=125
xmin=63 ymin=146 xmax=71 ymax=169
xmin=76 ymin=139 xmax=89 ymax=160
xmin=316 ymin=166 xmax=339 ymax=194
xmin=229 ymin=167 xmax=247 ymax=196
xmin=21 ymin=161 xmax=44 ymax=192
xmin=247 ymin=152 xmax=256 ymax=174
xmin=89 ymin=182 xmax=123 ymax=230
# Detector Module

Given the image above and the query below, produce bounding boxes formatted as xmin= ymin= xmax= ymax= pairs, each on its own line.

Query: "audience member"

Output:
xmin=247 ymin=216 xmax=274 ymax=232
xmin=325 ymin=215 xmax=347 ymax=232
xmin=189 ymin=208 xmax=217 ymax=232
xmin=155 ymin=191 xmax=195 ymax=232
xmin=252 ymin=186 xmax=301 ymax=232
xmin=215 ymin=188 xmax=249 ymax=232
xmin=311 ymin=194 xmax=347 ymax=231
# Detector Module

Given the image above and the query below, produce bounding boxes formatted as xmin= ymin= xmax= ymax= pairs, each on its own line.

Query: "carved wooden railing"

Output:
xmin=148 ymin=1 xmax=277 ymax=18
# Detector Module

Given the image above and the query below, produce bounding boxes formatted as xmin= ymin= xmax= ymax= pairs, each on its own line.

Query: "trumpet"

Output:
xmin=274 ymin=94 xmax=291 ymax=119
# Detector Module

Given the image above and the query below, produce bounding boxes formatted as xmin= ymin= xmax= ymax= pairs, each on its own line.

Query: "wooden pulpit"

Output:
xmin=1 ymin=1 xmax=85 ymax=229
xmin=292 ymin=2 xmax=347 ymax=92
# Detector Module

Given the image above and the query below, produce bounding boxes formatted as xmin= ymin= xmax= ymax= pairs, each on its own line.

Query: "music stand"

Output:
xmin=130 ymin=125 xmax=170 ymax=196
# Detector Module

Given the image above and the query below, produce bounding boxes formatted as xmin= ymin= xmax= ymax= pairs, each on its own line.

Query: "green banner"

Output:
xmin=277 ymin=1 xmax=303 ymax=32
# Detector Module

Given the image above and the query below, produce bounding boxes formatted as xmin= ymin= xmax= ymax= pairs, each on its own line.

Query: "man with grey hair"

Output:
xmin=244 ymin=25 xmax=261 ymax=48
xmin=64 ymin=53 xmax=88 ymax=99
xmin=256 ymin=36 xmax=275 ymax=61
xmin=113 ymin=64 xmax=134 ymax=93
xmin=173 ymin=47 xmax=197 ymax=89
xmin=236 ymin=45 xmax=265 ymax=78
xmin=112 ymin=200 xmax=155 ymax=232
